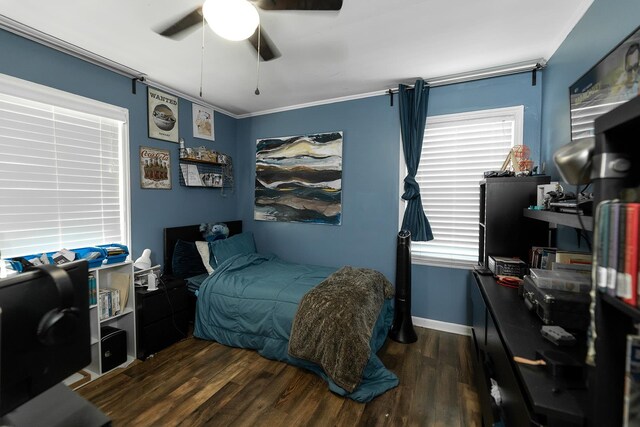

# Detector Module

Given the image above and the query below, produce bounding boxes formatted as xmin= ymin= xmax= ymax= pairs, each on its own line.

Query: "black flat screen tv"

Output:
xmin=570 ymin=25 xmax=640 ymax=143
xmin=0 ymin=260 xmax=90 ymax=416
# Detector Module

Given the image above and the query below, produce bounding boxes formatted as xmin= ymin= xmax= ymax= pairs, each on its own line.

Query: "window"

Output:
xmin=0 ymin=74 xmax=130 ymax=258
xmin=407 ymin=106 xmax=523 ymax=268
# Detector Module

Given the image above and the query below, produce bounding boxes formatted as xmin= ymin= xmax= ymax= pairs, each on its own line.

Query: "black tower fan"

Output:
xmin=390 ymin=230 xmax=417 ymax=343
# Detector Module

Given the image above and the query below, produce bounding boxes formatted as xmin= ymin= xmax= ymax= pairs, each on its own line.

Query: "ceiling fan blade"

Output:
xmin=158 ymin=7 xmax=203 ymax=38
xmin=250 ymin=0 xmax=342 ymax=11
xmin=248 ymin=27 xmax=281 ymax=61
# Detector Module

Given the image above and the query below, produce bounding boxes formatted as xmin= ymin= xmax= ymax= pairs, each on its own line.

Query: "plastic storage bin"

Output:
xmin=73 ymin=247 xmax=108 ymax=268
xmin=8 ymin=246 xmax=107 ymax=272
xmin=97 ymin=243 xmax=129 ymax=264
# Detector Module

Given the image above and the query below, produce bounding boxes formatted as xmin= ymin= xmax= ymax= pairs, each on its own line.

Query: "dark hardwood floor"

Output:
xmin=78 ymin=327 xmax=480 ymax=426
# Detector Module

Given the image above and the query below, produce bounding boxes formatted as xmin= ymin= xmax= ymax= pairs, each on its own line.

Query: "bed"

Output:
xmin=164 ymin=222 xmax=399 ymax=402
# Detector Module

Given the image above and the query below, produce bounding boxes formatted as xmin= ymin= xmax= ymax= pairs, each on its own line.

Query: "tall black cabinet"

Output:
xmin=479 ymin=176 xmax=550 ymax=267
xmin=591 ymin=95 xmax=640 ymax=427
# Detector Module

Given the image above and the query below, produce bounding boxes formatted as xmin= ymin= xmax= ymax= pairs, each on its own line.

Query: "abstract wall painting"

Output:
xmin=255 ymin=132 xmax=342 ymax=225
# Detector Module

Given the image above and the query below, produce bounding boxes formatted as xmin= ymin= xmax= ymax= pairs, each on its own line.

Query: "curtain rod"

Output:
xmin=0 ymin=14 xmax=232 ymax=116
xmin=387 ymin=59 xmax=546 ymax=105
xmin=0 ymin=14 xmax=144 ymax=79
xmin=403 ymin=59 xmax=546 ymax=89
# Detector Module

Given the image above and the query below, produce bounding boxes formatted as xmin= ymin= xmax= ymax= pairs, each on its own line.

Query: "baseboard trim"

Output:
xmin=412 ymin=316 xmax=472 ymax=336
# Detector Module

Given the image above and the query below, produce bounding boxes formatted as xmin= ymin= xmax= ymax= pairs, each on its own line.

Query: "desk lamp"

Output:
xmin=134 ymin=249 xmax=152 ymax=270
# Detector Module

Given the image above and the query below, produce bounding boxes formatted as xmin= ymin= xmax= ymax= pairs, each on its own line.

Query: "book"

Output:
xmin=555 ymin=250 xmax=592 ymax=265
xmin=608 ymin=203 xmax=621 ymax=296
xmin=98 ymin=290 xmax=110 ymax=320
xmin=622 ymin=204 xmax=640 ymax=306
xmin=624 ymin=335 xmax=640 ymax=426
xmin=52 ymin=248 xmax=75 ymax=265
xmin=98 ymin=288 xmax=122 ymax=319
xmin=180 ymin=164 xmax=203 ymax=186
xmin=596 ymin=201 xmax=611 ymax=293
xmin=551 ymin=261 xmax=591 ymax=273
xmin=618 ymin=205 xmax=629 ymax=298
xmin=540 ymin=248 xmax=557 ymax=270
xmin=529 ymin=246 xmax=557 ymax=269
xmin=88 ymin=274 xmax=97 ymax=306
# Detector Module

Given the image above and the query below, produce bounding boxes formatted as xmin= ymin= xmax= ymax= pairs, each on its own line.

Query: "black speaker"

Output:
xmin=389 ymin=230 xmax=417 ymax=343
xmin=35 ymin=264 xmax=80 ymax=346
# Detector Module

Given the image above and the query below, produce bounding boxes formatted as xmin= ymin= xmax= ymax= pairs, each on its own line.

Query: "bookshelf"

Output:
xmin=66 ymin=261 xmax=136 ymax=386
xmin=590 ymin=95 xmax=640 ymax=427
xmin=478 ymin=176 xmax=550 ymax=267
xmin=472 ymin=96 xmax=640 ymax=425
xmin=600 ymin=293 xmax=640 ymax=322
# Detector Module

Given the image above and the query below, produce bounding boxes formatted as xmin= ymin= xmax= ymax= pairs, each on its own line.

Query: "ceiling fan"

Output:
xmin=157 ymin=0 xmax=343 ymax=62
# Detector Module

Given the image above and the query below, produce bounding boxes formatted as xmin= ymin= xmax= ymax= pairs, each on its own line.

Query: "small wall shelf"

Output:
xmin=178 ymin=157 xmax=233 ymax=193
xmin=522 ymin=208 xmax=593 ymax=231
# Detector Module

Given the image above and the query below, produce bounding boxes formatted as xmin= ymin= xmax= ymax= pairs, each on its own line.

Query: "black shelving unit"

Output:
xmin=479 ymin=176 xmax=550 ymax=267
xmin=514 ymin=96 xmax=640 ymax=426
xmin=590 ymin=95 xmax=640 ymax=427
xmin=601 ymin=293 xmax=640 ymax=322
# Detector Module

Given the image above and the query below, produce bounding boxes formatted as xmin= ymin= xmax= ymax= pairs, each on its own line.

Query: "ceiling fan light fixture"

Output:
xmin=203 ymin=0 xmax=259 ymax=41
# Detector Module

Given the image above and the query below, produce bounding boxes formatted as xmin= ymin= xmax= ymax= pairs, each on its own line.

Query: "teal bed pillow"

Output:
xmin=172 ymin=239 xmax=208 ymax=279
xmin=211 ymin=232 xmax=257 ymax=266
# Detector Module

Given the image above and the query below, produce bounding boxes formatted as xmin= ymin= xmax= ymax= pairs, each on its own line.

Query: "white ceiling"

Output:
xmin=1 ymin=0 xmax=593 ymax=117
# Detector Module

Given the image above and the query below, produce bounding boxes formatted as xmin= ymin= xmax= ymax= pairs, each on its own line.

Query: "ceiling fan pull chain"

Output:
xmin=200 ymin=11 xmax=206 ymax=97
xmin=255 ymin=22 xmax=261 ymax=95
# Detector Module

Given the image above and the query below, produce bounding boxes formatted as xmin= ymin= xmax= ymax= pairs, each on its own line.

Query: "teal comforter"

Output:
xmin=193 ymin=253 xmax=399 ymax=402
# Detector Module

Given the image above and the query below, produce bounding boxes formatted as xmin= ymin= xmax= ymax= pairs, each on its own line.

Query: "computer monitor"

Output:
xmin=0 ymin=260 xmax=90 ymax=416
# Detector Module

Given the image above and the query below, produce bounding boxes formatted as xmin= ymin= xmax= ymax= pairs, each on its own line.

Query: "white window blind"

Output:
xmin=0 ymin=75 xmax=130 ymax=259
xmin=570 ymin=100 xmax=626 ymax=142
xmin=409 ymin=106 xmax=523 ymax=268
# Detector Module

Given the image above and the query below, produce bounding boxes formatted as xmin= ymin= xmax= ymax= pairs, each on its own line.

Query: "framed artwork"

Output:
xmin=570 ymin=25 xmax=640 ymax=143
xmin=148 ymin=87 xmax=179 ymax=142
xmin=255 ymin=131 xmax=342 ymax=225
xmin=140 ymin=146 xmax=171 ymax=189
xmin=192 ymin=104 xmax=215 ymax=141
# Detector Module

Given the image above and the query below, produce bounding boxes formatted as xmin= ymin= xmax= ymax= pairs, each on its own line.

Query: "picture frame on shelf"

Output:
xmin=192 ymin=103 xmax=214 ymax=141
xmin=140 ymin=146 xmax=171 ymax=190
xmin=148 ymin=87 xmax=179 ymax=142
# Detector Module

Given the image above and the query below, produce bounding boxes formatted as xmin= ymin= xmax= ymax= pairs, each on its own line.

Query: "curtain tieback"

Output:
xmin=402 ymin=176 xmax=420 ymax=201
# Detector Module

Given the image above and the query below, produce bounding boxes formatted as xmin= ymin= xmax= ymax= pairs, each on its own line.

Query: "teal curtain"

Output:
xmin=399 ymin=79 xmax=433 ymax=241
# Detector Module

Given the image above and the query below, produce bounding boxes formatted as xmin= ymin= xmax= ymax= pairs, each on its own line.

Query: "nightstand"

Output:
xmin=135 ymin=277 xmax=189 ymax=360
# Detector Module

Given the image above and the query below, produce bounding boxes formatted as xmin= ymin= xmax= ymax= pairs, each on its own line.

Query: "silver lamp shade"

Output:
xmin=553 ymin=137 xmax=595 ymax=185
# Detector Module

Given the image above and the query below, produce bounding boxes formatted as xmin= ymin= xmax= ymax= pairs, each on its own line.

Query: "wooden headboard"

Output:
xmin=163 ymin=220 xmax=243 ymax=276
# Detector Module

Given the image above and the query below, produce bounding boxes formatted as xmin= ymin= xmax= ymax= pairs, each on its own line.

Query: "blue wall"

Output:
xmin=541 ymin=0 xmax=640 ymax=176
xmin=237 ymin=72 xmax=542 ymax=325
xmin=0 ymin=29 xmax=239 ymax=266
xmin=237 ymin=97 xmax=401 ymax=280
xmin=540 ymin=0 xmax=640 ymax=251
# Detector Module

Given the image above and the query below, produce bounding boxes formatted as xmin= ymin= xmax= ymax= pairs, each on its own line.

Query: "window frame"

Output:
xmin=0 ymin=73 xmax=131 ymax=258
xmin=399 ymin=105 xmax=524 ymax=269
